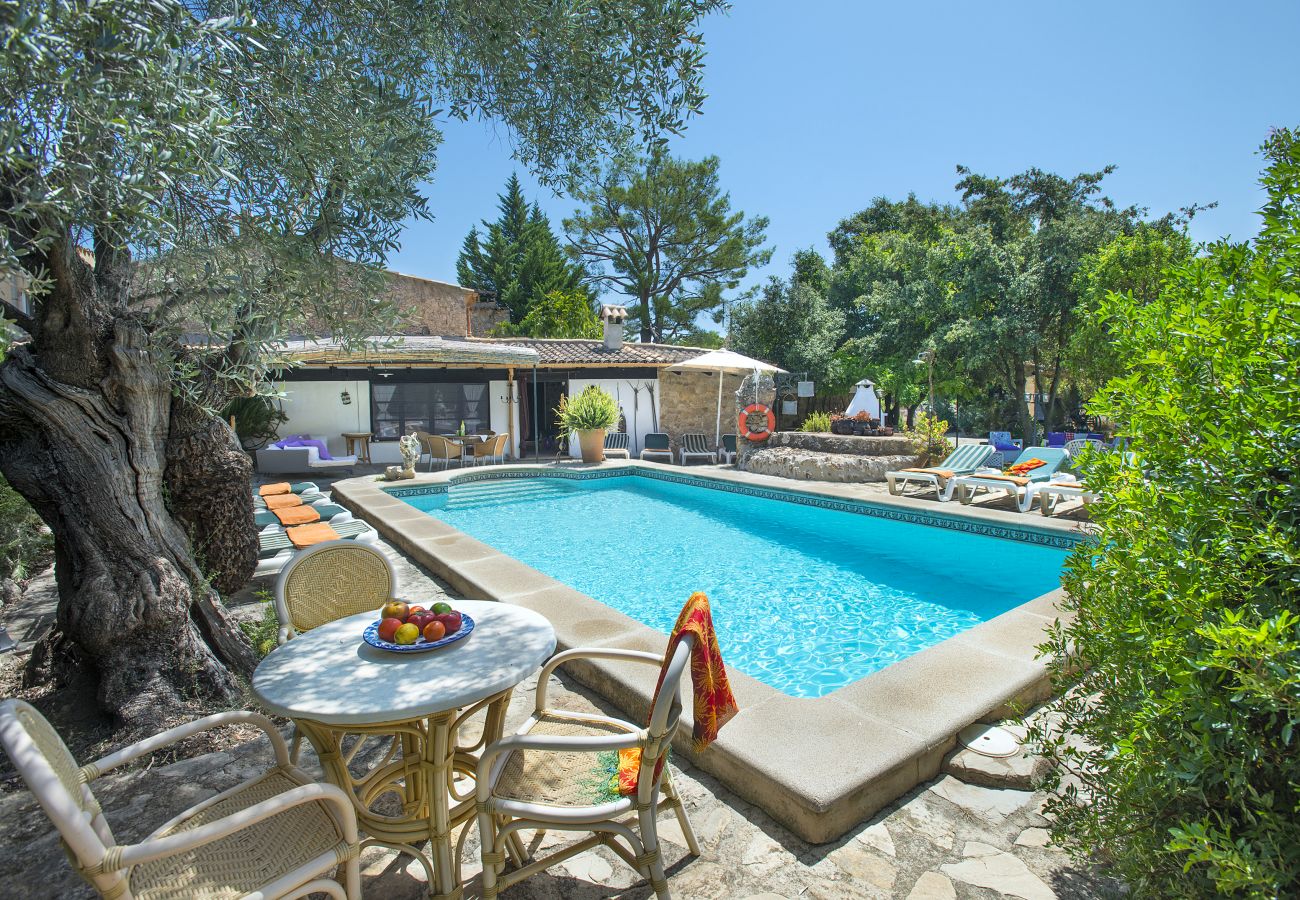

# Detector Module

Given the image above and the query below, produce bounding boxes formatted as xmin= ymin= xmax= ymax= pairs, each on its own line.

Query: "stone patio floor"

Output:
xmin=0 ymin=471 xmax=1112 ymax=898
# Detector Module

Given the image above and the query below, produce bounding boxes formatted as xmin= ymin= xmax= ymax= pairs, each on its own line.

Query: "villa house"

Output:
xmin=271 ymin=271 xmax=748 ymax=464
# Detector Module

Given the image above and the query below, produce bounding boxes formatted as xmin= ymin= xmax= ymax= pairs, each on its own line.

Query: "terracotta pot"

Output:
xmin=577 ymin=429 xmax=606 ymax=463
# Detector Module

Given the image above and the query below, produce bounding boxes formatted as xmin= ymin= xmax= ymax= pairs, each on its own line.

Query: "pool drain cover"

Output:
xmin=957 ymin=724 xmax=1022 ymax=758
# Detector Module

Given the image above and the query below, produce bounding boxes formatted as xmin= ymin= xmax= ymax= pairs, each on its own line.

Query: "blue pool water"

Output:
xmin=396 ymin=475 xmax=1068 ymax=698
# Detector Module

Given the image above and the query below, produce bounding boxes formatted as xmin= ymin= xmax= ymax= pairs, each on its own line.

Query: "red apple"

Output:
xmin=405 ymin=605 xmax=427 ymax=621
xmin=423 ymin=620 xmax=446 ymax=643
xmin=409 ymin=614 xmax=433 ymax=632
xmin=377 ymin=617 xmax=403 ymax=642
xmin=433 ymin=611 xmax=461 ymax=636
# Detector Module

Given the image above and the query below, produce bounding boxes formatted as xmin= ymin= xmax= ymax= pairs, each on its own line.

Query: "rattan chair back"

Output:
xmin=274 ymin=540 xmax=396 ymax=643
xmin=0 ymin=700 xmax=118 ymax=895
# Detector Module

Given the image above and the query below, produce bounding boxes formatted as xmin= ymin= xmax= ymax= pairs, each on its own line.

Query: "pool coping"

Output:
xmin=330 ymin=461 xmax=1083 ymax=844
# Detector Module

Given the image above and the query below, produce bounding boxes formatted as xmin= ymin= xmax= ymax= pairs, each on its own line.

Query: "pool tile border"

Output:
xmin=332 ymin=461 xmax=1077 ymax=844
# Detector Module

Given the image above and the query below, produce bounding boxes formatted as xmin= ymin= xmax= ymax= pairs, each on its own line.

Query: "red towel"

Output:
xmin=616 ymin=592 xmax=738 ymax=795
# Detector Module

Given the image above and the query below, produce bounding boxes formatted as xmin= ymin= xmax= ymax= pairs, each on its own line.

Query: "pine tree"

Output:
xmin=458 ymin=175 xmax=589 ymax=322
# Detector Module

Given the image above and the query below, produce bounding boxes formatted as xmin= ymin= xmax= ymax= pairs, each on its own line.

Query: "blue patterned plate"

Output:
xmin=362 ymin=613 xmax=475 ymax=653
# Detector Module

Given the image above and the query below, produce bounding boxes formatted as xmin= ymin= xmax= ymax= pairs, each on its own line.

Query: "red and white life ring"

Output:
xmin=739 ymin=403 xmax=775 ymax=442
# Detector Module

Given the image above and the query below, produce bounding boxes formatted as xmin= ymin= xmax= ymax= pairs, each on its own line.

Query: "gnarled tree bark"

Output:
xmin=0 ymin=321 xmax=253 ymax=730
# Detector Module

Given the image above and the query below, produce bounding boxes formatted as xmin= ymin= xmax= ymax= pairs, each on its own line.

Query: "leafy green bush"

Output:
xmin=221 ymin=395 xmax=289 ymax=451
xmin=0 ymin=476 xmax=52 ymax=581
xmin=799 ymin=411 xmax=832 ymax=432
xmin=555 ymin=385 xmax=619 ymax=433
xmin=1030 ymin=129 xmax=1300 ymax=897
xmin=238 ymin=591 xmax=280 ymax=659
xmin=904 ymin=411 xmax=950 ymax=465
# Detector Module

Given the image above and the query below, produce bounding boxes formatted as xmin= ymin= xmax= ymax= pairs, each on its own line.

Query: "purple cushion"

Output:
xmin=992 ymin=442 xmax=1017 ymax=452
xmin=274 ymin=437 xmax=332 ymax=460
xmin=1045 ymin=432 xmax=1067 ymax=447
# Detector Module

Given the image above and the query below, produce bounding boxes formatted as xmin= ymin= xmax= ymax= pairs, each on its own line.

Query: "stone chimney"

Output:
xmin=600 ymin=304 xmax=627 ymax=351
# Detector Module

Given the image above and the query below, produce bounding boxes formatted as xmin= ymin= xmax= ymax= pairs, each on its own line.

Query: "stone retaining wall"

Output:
xmin=739 ymin=432 xmax=918 ymax=483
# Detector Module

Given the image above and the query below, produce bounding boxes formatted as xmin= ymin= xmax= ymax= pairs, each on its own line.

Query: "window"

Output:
xmin=371 ymin=382 xmax=490 ymax=439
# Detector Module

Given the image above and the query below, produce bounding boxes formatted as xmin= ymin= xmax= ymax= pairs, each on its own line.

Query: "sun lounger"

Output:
xmin=942 ymin=447 xmax=1069 ymax=508
xmin=254 ymin=502 xmax=351 ymax=530
xmin=256 ymin=519 xmax=378 ymax=576
xmin=886 ymin=443 xmax=994 ymax=496
xmin=639 ymin=432 xmax=673 ymax=463
xmin=718 ymin=433 xmax=738 ymax=464
xmin=603 ymin=432 xmax=631 ymax=459
xmin=680 ymin=433 xmax=715 ymax=465
xmin=1025 ymin=475 xmax=1097 ymax=515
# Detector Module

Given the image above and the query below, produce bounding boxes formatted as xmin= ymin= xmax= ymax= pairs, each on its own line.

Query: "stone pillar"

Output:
xmin=735 ymin=371 xmax=777 ymax=467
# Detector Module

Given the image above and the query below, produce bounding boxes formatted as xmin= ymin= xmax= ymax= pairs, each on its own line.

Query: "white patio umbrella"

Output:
xmin=666 ymin=349 xmax=787 ymax=446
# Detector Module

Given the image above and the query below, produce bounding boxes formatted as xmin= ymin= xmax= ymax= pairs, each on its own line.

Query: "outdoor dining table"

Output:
xmin=251 ymin=599 xmax=556 ymax=900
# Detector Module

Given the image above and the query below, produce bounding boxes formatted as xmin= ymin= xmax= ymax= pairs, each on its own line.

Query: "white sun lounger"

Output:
xmin=886 ymin=443 xmax=995 ymax=496
xmin=1026 ymin=476 xmax=1097 ymax=515
xmin=942 ymin=447 xmax=1070 ymax=508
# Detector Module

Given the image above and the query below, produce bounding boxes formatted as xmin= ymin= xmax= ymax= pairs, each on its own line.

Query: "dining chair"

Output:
xmin=274 ymin=540 xmax=396 ymax=762
xmin=0 ymin=700 xmax=361 ymax=899
xmin=476 ymin=635 xmax=700 ymax=899
xmin=473 ymin=433 xmax=509 ymax=466
xmin=424 ymin=433 xmax=462 ymax=470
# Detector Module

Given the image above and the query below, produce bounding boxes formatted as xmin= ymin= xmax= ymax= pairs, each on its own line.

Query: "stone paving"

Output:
xmin=0 ymin=480 xmax=1108 ymax=898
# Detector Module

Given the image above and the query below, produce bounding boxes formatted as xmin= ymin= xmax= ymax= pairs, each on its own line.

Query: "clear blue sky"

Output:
xmin=388 ymin=0 xmax=1300 ymax=306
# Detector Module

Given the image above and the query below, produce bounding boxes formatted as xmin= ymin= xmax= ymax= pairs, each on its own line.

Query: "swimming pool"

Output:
xmin=395 ymin=473 xmax=1069 ymax=698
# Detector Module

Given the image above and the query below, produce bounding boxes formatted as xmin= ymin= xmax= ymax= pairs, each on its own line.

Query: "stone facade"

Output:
xmin=739 ymin=430 xmax=918 ymax=483
xmin=657 ymin=368 xmax=749 ymax=452
xmin=386 ymin=271 xmax=508 ymax=337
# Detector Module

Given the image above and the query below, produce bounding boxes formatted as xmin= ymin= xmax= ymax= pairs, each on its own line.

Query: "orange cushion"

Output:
xmin=274 ymin=505 xmax=321 ymax=527
xmin=286 ymin=522 xmax=340 ymax=549
xmin=259 ymin=482 xmax=292 ymax=497
xmin=264 ymin=494 xmax=304 ymax=510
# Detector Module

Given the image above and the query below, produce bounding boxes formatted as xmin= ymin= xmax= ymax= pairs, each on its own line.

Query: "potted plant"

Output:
xmin=555 ymin=386 xmax=620 ymax=463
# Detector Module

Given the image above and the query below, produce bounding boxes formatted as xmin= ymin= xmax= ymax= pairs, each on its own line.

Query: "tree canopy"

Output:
xmin=0 ymin=0 xmax=728 ymax=726
xmin=493 ymin=288 xmax=601 ymax=339
xmin=1032 ymin=127 xmax=1300 ymax=897
xmin=565 ymin=148 xmax=771 ymax=343
xmin=457 ymin=174 xmax=589 ymax=323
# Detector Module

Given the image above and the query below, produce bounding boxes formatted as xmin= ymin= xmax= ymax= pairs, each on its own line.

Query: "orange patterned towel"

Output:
xmin=259 ymin=482 xmax=292 ymax=497
xmin=286 ymin=521 xmax=340 ymax=549
xmin=1004 ymin=458 xmax=1046 ymax=476
xmin=274 ymin=505 xmax=321 ymax=527
xmin=264 ymin=493 xmax=304 ymax=510
xmin=615 ymin=592 xmax=739 ymax=795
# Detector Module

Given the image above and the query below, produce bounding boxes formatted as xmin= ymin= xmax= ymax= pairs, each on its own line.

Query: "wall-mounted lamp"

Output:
xmin=340 ymin=390 xmax=352 ymax=406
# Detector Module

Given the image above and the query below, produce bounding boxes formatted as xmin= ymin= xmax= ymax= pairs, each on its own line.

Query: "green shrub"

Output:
xmin=555 ymin=385 xmax=619 ymax=433
xmin=904 ymin=411 xmax=950 ymax=465
xmin=1029 ymin=129 xmax=1300 ymax=897
xmin=221 ymin=395 xmax=289 ymax=451
xmin=0 ymin=476 xmax=52 ymax=581
xmin=799 ymin=411 xmax=832 ymax=432
xmin=239 ymin=591 xmax=280 ymax=659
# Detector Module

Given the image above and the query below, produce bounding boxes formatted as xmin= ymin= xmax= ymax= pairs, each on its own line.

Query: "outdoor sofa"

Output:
xmin=256 ymin=435 xmax=357 ymax=474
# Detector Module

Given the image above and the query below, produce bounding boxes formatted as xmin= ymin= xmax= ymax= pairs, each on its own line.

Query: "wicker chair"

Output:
xmin=476 ymin=636 xmax=700 ymax=900
xmin=420 ymin=432 xmax=461 ymax=470
xmin=473 ymin=433 xmax=509 ymax=465
xmin=274 ymin=540 xmax=396 ymax=763
xmin=0 ymin=700 xmax=360 ymax=899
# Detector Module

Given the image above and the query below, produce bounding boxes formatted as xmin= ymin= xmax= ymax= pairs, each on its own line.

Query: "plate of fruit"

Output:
xmin=364 ymin=600 xmax=474 ymax=653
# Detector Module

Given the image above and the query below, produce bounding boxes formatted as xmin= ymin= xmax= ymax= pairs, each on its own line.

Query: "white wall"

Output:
xmin=566 ymin=377 xmax=661 ymax=458
xmin=488 ymin=379 xmax=521 ymax=458
xmin=274 ymin=376 xmax=394 ymax=465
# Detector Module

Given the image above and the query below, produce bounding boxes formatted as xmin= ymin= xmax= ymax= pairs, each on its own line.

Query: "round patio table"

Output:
xmin=252 ymin=600 xmax=556 ymax=900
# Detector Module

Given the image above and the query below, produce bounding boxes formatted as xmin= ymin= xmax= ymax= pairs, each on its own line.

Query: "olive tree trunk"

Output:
xmin=0 ymin=322 xmax=254 ymax=729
